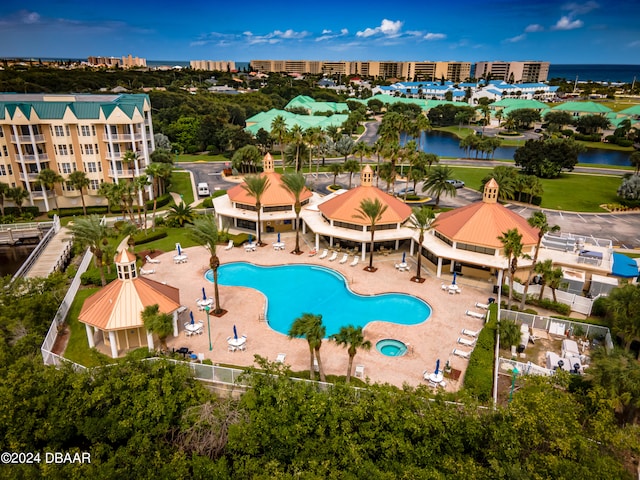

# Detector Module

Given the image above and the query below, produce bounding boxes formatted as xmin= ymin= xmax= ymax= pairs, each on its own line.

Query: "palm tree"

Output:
xmin=0 ymin=182 xmax=8 ymax=217
xmin=414 ymin=113 xmax=431 ymax=151
xmin=166 ymin=202 xmax=195 ymax=227
xmin=98 ymin=182 xmax=119 ymax=215
xmin=410 ymin=206 xmax=437 ymax=282
xmin=330 ymin=325 xmax=371 ymax=383
xmin=146 ymin=162 xmax=173 ymax=225
xmin=534 ymin=259 xmax=554 ymax=300
xmin=519 ymin=211 xmax=560 ymax=309
xmin=281 ymin=172 xmax=307 ymax=254
xmin=353 ymin=198 xmax=388 ymax=272
xmin=630 ymin=151 xmax=640 ymax=175
xmin=242 ymin=174 xmax=270 ymax=245
xmin=68 ymin=171 xmax=90 ymax=216
xmin=497 ymin=228 xmax=525 ymax=309
xmin=480 ymin=167 xmax=517 ymax=201
xmin=67 ymin=215 xmax=109 ymax=286
xmin=7 ymin=187 xmax=29 ymax=215
xmin=141 ymin=304 xmax=174 ymax=351
xmin=343 ymin=159 xmax=360 ymax=189
xmin=377 ymin=162 xmax=396 ymax=193
xmin=335 ymin=135 xmax=355 ymax=163
xmin=188 ymin=215 xmax=224 ymax=315
xmin=288 ymin=313 xmax=326 ymax=382
xmin=271 ymin=115 xmax=288 ymax=172
xmin=36 ymin=168 xmax=63 ymax=213
xmin=289 ymin=124 xmax=304 ymax=171
xmin=604 ymin=285 xmax=640 ymax=352
xmin=328 ymin=163 xmax=343 ymax=187
xmin=122 ymin=150 xmax=139 ymax=174
xmin=547 ymin=266 xmax=565 ymax=303
xmin=421 ymin=165 xmax=457 ymax=207
xmin=353 ymin=141 xmax=371 ymax=167
xmin=133 ymin=175 xmax=151 ymax=226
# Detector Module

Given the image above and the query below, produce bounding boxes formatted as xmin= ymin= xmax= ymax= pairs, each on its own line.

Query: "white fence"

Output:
xmin=511 ymin=280 xmax=596 ymax=316
xmin=498 ymin=357 xmax=554 ymax=377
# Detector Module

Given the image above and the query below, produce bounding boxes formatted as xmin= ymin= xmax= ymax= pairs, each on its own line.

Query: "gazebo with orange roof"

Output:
xmin=415 ymin=179 xmax=539 ymax=282
xmin=78 ymin=249 xmax=182 ymax=358
xmin=214 ymin=153 xmax=319 ymax=237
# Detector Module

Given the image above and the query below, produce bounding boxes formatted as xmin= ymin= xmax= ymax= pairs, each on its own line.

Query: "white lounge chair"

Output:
xmin=465 ymin=310 xmax=486 ymax=319
xmin=328 ymin=251 xmax=338 ymax=262
xmin=452 ymin=348 xmax=472 ymax=359
xmin=308 ymin=248 xmax=318 ymax=257
xmin=350 ymin=256 xmax=359 ymax=267
xmin=339 ymin=253 xmax=349 ymax=264
xmin=318 ymin=249 xmax=329 ymax=259
xmin=224 ymin=240 xmax=234 ymax=250
xmin=145 ymin=255 xmax=160 ymax=264
xmin=457 ymin=337 xmax=476 ymax=347
xmin=475 ymin=302 xmax=489 ymax=310
xmin=354 ymin=364 xmax=365 ymax=378
xmin=140 ymin=268 xmax=155 ymax=275
xmin=441 ymin=283 xmax=448 ymax=291
xmin=276 ymin=353 xmax=287 ymax=363
xmin=461 ymin=328 xmax=480 ymax=338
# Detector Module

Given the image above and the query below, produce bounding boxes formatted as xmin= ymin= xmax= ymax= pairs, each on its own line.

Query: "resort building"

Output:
xmin=0 ymin=93 xmax=155 ymax=212
xmin=244 ymin=109 xmax=348 ymax=135
xmin=285 ymin=95 xmax=349 ymax=115
xmin=87 ymin=55 xmax=147 ymax=68
xmin=189 ymin=60 xmax=236 ymax=71
xmin=474 ymin=61 xmax=550 ymax=83
xmin=78 ymin=249 xmax=182 ymax=358
xmin=213 ymin=153 xmax=321 ymax=235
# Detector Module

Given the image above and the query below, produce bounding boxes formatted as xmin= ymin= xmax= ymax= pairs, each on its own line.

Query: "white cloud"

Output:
xmin=506 ymin=34 xmax=526 ymax=43
xmin=563 ymin=1 xmax=599 ymax=16
xmin=525 ymin=24 xmax=544 ymax=33
xmin=356 ymin=19 xmax=403 ymax=37
xmin=424 ymin=32 xmax=446 ymax=41
xmin=316 ymin=28 xmax=349 ymax=42
xmin=553 ymin=15 xmax=584 ymax=30
xmin=628 ymin=40 xmax=640 ymax=48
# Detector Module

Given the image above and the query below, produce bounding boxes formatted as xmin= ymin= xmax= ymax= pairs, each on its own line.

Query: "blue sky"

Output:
xmin=0 ymin=0 xmax=638 ymax=63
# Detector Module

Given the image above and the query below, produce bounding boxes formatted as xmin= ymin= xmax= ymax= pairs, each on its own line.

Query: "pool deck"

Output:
xmin=145 ymin=233 xmax=491 ymax=391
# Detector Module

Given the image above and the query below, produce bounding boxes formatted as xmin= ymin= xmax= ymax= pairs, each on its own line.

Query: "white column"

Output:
xmin=105 ymin=125 xmax=118 ymax=182
xmin=410 ymin=239 xmax=414 ymax=256
xmin=361 ymin=241 xmax=366 ymax=261
xmin=395 ymin=239 xmax=399 ymax=250
xmin=146 ymin=331 xmax=155 ymax=351
xmin=315 ymin=233 xmax=319 ymax=250
xmin=85 ymin=324 xmax=95 ymax=348
xmin=108 ymin=331 xmax=118 ymax=358
xmin=436 ymin=257 xmax=443 ymax=278
xmin=172 ymin=311 xmax=179 ymax=337
xmin=329 ymin=237 xmax=334 ymax=247
xmin=497 ymin=269 xmax=504 ymax=286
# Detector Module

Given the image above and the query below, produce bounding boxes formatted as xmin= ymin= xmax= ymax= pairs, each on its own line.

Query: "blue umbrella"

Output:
xmin=277 ymin=232 xmax=281 ymax=243
xmin=233 ymin=325 xmax=238 ymax=340
xmin=435 ymin=359 xmax=440 ymax=375
xmin=248 ymin=234 xmax=253 ymax=244
xmin=402 ymin=252 xmax=406 ymax=263
xmin=177 ymin=244 xmax=182 ymax=256
xmin=202 ymin=287 xmax=207 ymax=301
xmin=452 ymin=271 xmax=457 ymax=285
xmin=190 ymin=311 xmax=195 ymax=325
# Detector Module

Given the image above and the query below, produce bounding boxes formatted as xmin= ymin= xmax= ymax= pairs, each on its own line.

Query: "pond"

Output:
xmin=413 ymin=131 xmax=633 ymax=167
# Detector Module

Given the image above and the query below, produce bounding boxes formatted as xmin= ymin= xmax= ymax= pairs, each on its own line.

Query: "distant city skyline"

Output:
xmin=1 ymin=1 xmax=638 ymax=64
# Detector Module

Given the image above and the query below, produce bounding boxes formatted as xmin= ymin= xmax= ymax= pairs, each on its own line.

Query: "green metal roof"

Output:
xmin=245 ymin=108 xmax=348 ymax=135
xmin=619 ymin=104 xmax=640 ymax=117
xmin=285 ymin=95 xmax=349 ymax=114
xmin=491 ymin=98 xmax=548 ymax=110
xmin=551 ymin=101 xmax=612 ymax=114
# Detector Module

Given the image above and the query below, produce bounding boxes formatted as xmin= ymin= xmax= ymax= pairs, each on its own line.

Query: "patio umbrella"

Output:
xmin=202 ymin=287 xmax=207 ymax=301
xmin=248 ymin=234 xmax=253 ymax=244
xmin=452 ymin=271 xmax=457 ymax=285
xmin=277 ymin=232 xmax=281 ymax=243
xmin=402 ymin=251 xmax=406 ymax=263
xmin=177 ymin=244 xmax=182 ymax=256
xmin=435 ymin=359 xmax=440 ymax=375
xmin=190 ymin=311 xmax=195 ymax=325
xmin=233 ymin=324 xmax=238 ymax=340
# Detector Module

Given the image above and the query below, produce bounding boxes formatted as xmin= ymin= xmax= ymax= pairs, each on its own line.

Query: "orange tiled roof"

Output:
xmin=435 ymin=201 xmax=539 ymax=248
xmin=227 ymin=172 xmax=313 ymax=206
xmin=319 ymin=185 xmax=412 ymax=225
xmin=78 ymin=277 xmax=180 ymax=331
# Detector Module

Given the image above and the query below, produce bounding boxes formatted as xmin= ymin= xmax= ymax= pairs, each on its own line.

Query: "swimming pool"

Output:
xmin=205 ymin=262 xmax=431 ymax=337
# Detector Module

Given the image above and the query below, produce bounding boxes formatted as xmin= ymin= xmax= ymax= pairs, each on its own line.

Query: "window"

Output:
xmin=92 ymin=126 xmax=96 ymax=136
xmin=95 ymin=143 xmax=99 ymax=154
xmin=86 ymin=162 xmax=98 ymax=173
xmin=59 ymin=163 xmax=73 ymax=174
xmin=57 ymin=145 xmax=68 ymax=156
xmin=80 ymin=125 xmax=91 ymax=136
xmin=68 ymin=144 xmax=73 ymax=155
xmin=2 ymin=146 xmax=7 ymax=157
xmin=62 ymin=181 xmax=75 ymax=191
xmin=65 ymin=126 xmax=70 ymax=136
xmin=0 ymin=128 xmax=3 ymax=137
xmin=90 ymin=179 xmax=100 ymax=191
xmin=84 ymin=144 xmax=94 ymax=155
xmin=0 ymin=165 xmax=6 ymax=175
xmin=7 ymin=165 xmax=12 ymax=175
xmin=53 ymin=126 xmax=65 ymax=137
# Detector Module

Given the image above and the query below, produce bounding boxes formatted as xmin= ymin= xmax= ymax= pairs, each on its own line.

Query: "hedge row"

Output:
xmin=462 ymin=303 xmax=497 ymax=402
xmin=47 ymin=194 xmax=173 ymax=218
xmin=132 ymin=229 xmax=168 ymax=245
xmin=2 ymin=206 xmax=40 ymax=218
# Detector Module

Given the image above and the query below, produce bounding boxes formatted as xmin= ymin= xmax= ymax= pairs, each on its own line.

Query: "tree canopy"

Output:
xmin=514 ymin=137 xmax=586 ymax=178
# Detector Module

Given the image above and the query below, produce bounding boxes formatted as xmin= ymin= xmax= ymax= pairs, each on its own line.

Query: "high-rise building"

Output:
xmin=0 ymin=94 xmax=155 ymax=212
xmin=190 ymin=60 xmax=236 ymax=71
xmin=87 ymin=55 xmax=147 ymax=68
xmin=474 ymin=61 xmax=550 ymax=83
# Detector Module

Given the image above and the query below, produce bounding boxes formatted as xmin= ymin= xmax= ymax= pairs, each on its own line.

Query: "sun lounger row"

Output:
xmin=140 ymin=267 xmax=155 ymax=275
xmin=461 ymin=328 xmax=479 ymax=338
xmin=457 ymin=337 xmax=476 ymax=347
xmin=452 ymin=348 xmax=473 ymax=359
xmin=475 ymin=302 xmax=489 ymax=310
xmin=316 ymin=249 xmax=359 ymax=266
xmin=145 ymin=255 xmax=160 ymax=264
xmin=465 ymin=310 xmax=486 ymax=319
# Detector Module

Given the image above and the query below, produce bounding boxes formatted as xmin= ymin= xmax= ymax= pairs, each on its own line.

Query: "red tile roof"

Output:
xmin=319 ymin=185 xmax=412 ymax=225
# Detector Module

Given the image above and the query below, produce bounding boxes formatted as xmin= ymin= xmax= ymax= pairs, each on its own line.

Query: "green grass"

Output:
xmin=169 ymin=170 xmax=194 ymax=205
xmin=64 ymin=287 xmax=113 ymax=367
xmin=133 ymin=227 xmax=202 ymax=253
xmin=175 ymin=153 xmax=228 ymax=163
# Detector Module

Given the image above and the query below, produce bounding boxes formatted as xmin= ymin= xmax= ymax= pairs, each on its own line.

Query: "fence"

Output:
xmin=498 ymin=357 xmax=554 ymax=377
xmin=511 ymin=280 xmax=596 ymax=316
xmin=11 ymin=216 xmax=60 ymax=281
xmin=40 ymin=247 xmax=93 ymax=367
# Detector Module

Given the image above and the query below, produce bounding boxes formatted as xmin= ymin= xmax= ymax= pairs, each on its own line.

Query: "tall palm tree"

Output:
xmin=281 ymin=172 xmax=306 ymax=254
xmin=7 ymin=187 xmax=29 ymax=215
xmin=242 ymin=174 xmax=270 ymax=245
xmin=330 ymin=325 xmax=371 ymax=383
xmin=519 ymin=211 xmax=560 ymax=309
xmin=288 ymin=313 xmax=326 ymax=382
xmin=353 ymin=198 xmax=388 ymax=272
xmin=414 ymin=113 xmax=432 ymax=151
xmin=271 ymin=115 xmax=288 ymax=172
xmin=421 ymin=165 xmax=457 ymax=207
xmin=188 ymin=215 xmax=224 ymax=314
xmin=146 ymin=162 xmax=173 ymax=226
xmin=353 ymin=141 xmax=371 ymax=167
xmin=343 ymin=159 xmax=360 ymax=189
xmin=133 ymin=175 xmax=151 ymax=226
xmin=36 ymin=168 xmax=63 ymax=214
xmin=67 ymin=215 xmax=109 ymax=286
xmin=0 ymin=182 xmax=9 ymax=217
xmin=328 ymin=163 xmax=343 ymax=187
xmin=141 ymin=304 xmax=174 ymax=351
xmin=498 ymin=228 xmax=525 ymax=309
xmin=480 ymin=167 xmax=517 ymax=201
xmin=289 ymin=124 xmax=305 ymax=171
xmin=122 ymin=150 xmax=139 ymax=174
xmin=534 ymin=259 xmax=554 ymax=300
xmin=410 ymin=206 xmax=437 ymax=282
xmin=68 ymin=170 xmax=90 ymax=216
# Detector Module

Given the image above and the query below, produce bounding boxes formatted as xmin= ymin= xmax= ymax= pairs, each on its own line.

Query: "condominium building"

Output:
xmin=474 ymin=61 xmax=550 ymax=83
xmin=87 ymin=55 xmax=147 ymax=68
xmin=190 ymin=60 xmax=236 ymax=71
xmin=0 ymin=93 xmax=155 ymax=212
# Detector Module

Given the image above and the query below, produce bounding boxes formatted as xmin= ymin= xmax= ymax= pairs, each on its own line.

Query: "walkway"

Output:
xmin=24 ymin=227 xmax=72 ymax=279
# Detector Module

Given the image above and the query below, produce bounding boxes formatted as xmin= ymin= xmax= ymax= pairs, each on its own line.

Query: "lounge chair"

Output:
xmin=350 ymin=256 xmax=359 ymax=267
xmin=475 ymin=302 xmax=489 ymax=310
xmin=145 ymin=255 xmax=160 ymax=264
xmin=354 ymin=364 xmax=365 ymax=378
xmin=457 ymin=337 xmax=476 ymax=347
xmin=308 ymin=248 xmax=318 ymax=257
xmin=328 ymin=251 xmax=338 ymax=262
xmin=441 ymin=283 xmax=448 ymax=291
xmin=276 ymin=353 xmax=287 ymax=363
xmin=339 ymin=253 xmax=349 ymax=264
xmin=461 ymin=328 xmax=480 ymax=338
xmin=140 ymin=268 xmax=155 ymax=275
xmin=224 ymin=239 xmax=234 ymax=250
xmin=465 ymin=310 xmax=485 ymax=319
xmin=452 ymin=348 xmax=472 ymax=359
xmin=318 ymin=249 xmax=329 ymax=259
xmin=313 ymin=358 xmax=320 ymax=372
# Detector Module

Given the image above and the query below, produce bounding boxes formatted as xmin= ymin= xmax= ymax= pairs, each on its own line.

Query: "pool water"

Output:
xmin=205 ymin=263 xmax=431 ymax=337
xmin=376 ymin=339 xmax=408 ymax=357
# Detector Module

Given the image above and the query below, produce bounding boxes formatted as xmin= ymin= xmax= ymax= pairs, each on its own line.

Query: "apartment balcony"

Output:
xmin=10 ymin=134 xmax=45 ymax=143
xmin=107 ymin=133 xmax=143 ymax=142
xmin=20 ymin=172 xmax=40 ymax=182
xmin=105 ymin=153 xmax=125 ymax=161
xmin=21 ymin=154 xmax=50 ymax=162
xmin=108 ymin=169 xmax=136 ymax=178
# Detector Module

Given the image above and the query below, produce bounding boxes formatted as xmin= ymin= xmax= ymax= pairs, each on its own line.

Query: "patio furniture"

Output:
xmin=452 ymin=348 xmax=472 ymax=359
xmin=354 ymin=364 xmax=365 ymax=378
xmin=441 ymin=283 xmax=448 ymax=291
xmin=140 ymin=268 xmax=155 ymax=275
xmin=244 ymin=243 xmax=257 ymax=252
xmin=173 ymin=255 xmax=188 ymax=264
xmin=339 ymin=253 xmax=349 ymax=264
xmin=318 ymin=249 xmax=329 ymax=259
xmin=224 ymin=240 xmax=234 ymax=250
xmin=145 ymin=255 xmax=160 ymax=264
xmin=276 ymin=353 xmax=287 ymax=363
xmin=475 ymin=302 xmax=489 ymax=310
xmin=457 ymin=337 xmax=476 ymax=347
xmin=461 ymin=328 xmax=480 ymax=338
xmin=349 ymin=256 xmax=359 ymax=267
xmin=308 ymin=248 xmax=318 ymax=257
xmin=273 ymin=242 xmax=285 ymax=251
xmin=465 ymin=310 xmax=485 ymax=319
xmin=328 ymin=251 xmax=338 ymax=262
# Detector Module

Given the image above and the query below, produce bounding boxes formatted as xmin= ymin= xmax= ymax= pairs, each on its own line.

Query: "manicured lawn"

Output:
xmin=64 ymin=287 xmax=113 ymax=367
xmin=176 ymin=153 xmax=228 ymax=163
xmin=169 ymin=170 xmax=194 ymax=205
xmin=134 ymin=227 xmax=204 ymax=253
xmin=448 ymin=166 xmax=622 ymax=212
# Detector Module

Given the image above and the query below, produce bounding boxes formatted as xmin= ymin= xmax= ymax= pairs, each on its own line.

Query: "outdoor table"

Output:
xmin=448 ymin=285 xmax=460 ymax=293
xmin=173 ymin=254 xmax=188 ymax=264
xmin=176 ymin=347 xmax=191 ymax=358
xmin=428 ymin=372 xmax=444 ymax=384
xmin=227 ymin=337 xmax=247 ymax=349
xmin=196 ymin=298 xmax=213 ymax=309
xmin=273 ymin=242 xmax=285 ymax=250
xmin=185 ymin=323 xmax=203 ymax=334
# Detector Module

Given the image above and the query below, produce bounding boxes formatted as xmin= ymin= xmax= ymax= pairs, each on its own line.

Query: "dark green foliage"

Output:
xmin=80 ymin=268 xmax=118 ymax=286
xmin=514 ymin=137 xmax=586 ymax=178
xmin=131 ymin=229 xmax=168 ymax=245
xmin=527 ymin=297 xmax=572 ymax=315
xmin=3 ymin=206 xmax=40 ymax=218
xmin=463 ymin=304 xmax=497 ymax=401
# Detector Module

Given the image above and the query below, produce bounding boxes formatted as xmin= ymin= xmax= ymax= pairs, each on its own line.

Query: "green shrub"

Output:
xmin=463 ymin=304 xmax=497 ymax=402
xmin=591 ymin=296 xmax=607 ymax=317
xmin=561 ymin=129 xmax=574 ymax=137
xmin=132 ymin=229 xmax=168 ymax=245
xmin=212 ymin=189 xmax=227 ymax=199
xmin=81 ymin=268 xmax=117 ymax=286
xmin=527 ymin=297 xmax=571 ymax=315
xmin=146 ymin=193 xmax=172 ymax=210
xmin=5 ymin=206 xmax=40 ymax=218
xmin=202 ymin=198 xmax=213 ymax=208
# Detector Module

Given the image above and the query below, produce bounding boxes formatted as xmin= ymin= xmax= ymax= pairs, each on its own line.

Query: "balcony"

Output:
xmin=10 ymin=134 xmax=45 ymax=143
xmin=19 ymin=172 xmax=40 ymax=182
xmin=108 ymin=169 xmax=136 ymax=178
xmin=107 ymin=133 xmax=143 ymax=142
xmin=21 ymin=154 xmax=50 ymax=162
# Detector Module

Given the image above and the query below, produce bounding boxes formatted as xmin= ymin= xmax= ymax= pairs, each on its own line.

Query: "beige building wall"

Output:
xmin=474 ymin=61 xmax=549 ymax=82
xmin=190 ymin=60 xmax=236 ymax=71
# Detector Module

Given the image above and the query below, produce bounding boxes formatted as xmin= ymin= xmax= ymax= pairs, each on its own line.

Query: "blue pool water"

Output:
xmin=376 ymin=339 xmax=408 ymax=357
xmin=205 ymin=263 xmax=432 ymax=337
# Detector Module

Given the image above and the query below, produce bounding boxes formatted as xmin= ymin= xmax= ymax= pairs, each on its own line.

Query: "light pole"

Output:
xmin=509 ymin=367 xmax=519 ymax=403
xmin=204 ymin=305 xmax=212 ymax=351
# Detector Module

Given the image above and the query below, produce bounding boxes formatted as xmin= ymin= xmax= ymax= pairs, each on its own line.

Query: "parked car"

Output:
xmin=534 ymin=128 xmax=543 ymax=133
xmin=197 ymin=182 xmax=210 ymax=196
xmin=397 ymin=187 xmax=416 ymax=196
xmin=446 ymin=179 xmax=465 ymax=189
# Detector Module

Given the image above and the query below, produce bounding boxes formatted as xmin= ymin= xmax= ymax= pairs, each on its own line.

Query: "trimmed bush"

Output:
xmin=591 ymin=297 xmax=607 ymax=317
xmin=131 ymin=229 xmax=168 ymax=245
xmin=463 ymin=304 xmax=497 ymax=402
xmin=527 ymin=297 xmax=571 ymax=315
xmin=81 ymin=268 xmax=117 ymax=286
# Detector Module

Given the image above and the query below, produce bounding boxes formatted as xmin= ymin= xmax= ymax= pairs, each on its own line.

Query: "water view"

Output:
xmin=417 ymin=131 xmax=633 ymax=167
xmin=0 ymin=245 xmax=36 ymax=277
